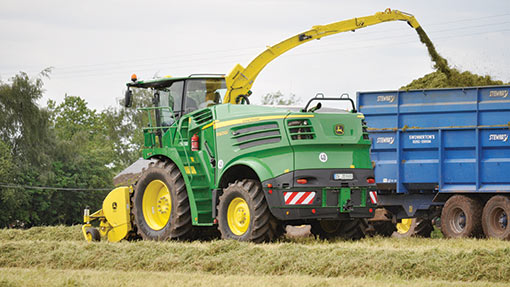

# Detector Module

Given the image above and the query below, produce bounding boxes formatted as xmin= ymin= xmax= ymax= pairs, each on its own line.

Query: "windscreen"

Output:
xmin=156 ymin=80 xmax=184 ymax=126
xmin=184 ymin=78 xmax=226 ymax=113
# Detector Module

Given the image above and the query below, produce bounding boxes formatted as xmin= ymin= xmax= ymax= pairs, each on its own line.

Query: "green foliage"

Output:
xmin=0 ymin=72 xmax=115 ymax=227
xmin=261 ymin=91 xmax=300 ymax=105
xmin=0 ymin=71 xmax=52 ymax=169
xmin=100 ymin=88 xmax=152 ymax=168
xmin=0 ymin=71 xmax=155 ymax=227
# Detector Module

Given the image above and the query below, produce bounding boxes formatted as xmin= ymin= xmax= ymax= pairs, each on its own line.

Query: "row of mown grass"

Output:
xmin=0 ymin=268 xmax=506 ymax=287
xmin=1 ymin=226 xmax=510 ymax=283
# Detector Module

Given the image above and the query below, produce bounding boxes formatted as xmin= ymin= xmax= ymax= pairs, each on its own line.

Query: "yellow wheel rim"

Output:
xmin=227 ymin=197 xmax=251 ymax=236
xmin=142 ymin=180 xmax=171 ymax=230
xmin=85 ymin=232 xmax=93 ymax=242
xmin=396 ymin=218 xmax=413 ymax=234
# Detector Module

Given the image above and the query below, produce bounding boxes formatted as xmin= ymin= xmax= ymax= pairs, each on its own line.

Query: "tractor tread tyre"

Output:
xmin=217 ymin=179 xmax=281 ymax=242
xmin=441 ymin=195 xmax=483 ymax=238
xmin=482 ymin=195 xmax=510 ymax=240
xmin=370 ymin=221 xmax=396 ymax=237
xmin=414 ymin=219 xmax=434 ymax=237
xmin=311 ymin=220 xmax=342 ymax=239
xmin=341 ymin=219 xmax=367 ymax=240
xmin=132 ymin=160 xmax=192 ymax=241
xmin=311 ymin=219 xmax=366 ymax=240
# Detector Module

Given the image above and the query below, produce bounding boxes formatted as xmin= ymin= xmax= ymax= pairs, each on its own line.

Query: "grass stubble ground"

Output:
xmin=0 ymin=226 xmax=510 ymax=286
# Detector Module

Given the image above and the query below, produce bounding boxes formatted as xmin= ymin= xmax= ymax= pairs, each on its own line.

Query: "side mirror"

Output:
xmin=124 ymin=89 xmax=133 ymax=108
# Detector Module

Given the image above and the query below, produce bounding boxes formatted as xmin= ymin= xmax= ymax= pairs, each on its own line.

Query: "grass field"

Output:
xmin=1 ymin=226 xmax=509 ymax=286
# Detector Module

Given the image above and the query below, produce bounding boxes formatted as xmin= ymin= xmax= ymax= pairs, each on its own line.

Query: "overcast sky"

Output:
xmin=1 ymin=0 xmax=509 ymax=110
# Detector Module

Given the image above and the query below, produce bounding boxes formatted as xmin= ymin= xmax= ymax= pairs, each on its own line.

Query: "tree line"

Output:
xmin=0 ymin=71 xmax=152 ymax=227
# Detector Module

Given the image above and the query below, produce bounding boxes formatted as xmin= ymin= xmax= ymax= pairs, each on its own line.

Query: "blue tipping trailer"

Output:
xmin=357 ymin=85 xmax=510 ymax=238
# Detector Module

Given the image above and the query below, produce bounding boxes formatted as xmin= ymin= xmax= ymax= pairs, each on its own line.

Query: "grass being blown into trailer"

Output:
xmin=1 ymin=226 xmax=510 ymax=286
xmin=401 ymin=27 xmax=505 ymax=90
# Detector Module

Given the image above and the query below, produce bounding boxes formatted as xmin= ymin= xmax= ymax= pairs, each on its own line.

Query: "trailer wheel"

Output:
xmin=217 ymin=179 xmax=281 ymax=242
xmin=482 ymin=196 xmax=510 ymax=240
xmin=85 ymin=228 xmax=100 ymax=242
xmin=441 ymin=195 xmax=482 ymax=238
xmin=311 ymin=219 xmax=366 ymax=240
xmin=393 ymin=218 xmax=433 ymax=238
xmin=132 ymin=160 xmax=192 ymax=240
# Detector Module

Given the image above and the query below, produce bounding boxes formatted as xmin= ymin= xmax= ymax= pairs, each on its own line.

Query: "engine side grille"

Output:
xmin=231 ymin=122 xmax=281 ymax=150
xmin=287 ymin=119 xmax=315 ymax=140
xmin=193 ymin=109 xmax=213 ymax=125
xmin=362 ymin=120 xmax=369 ymax=140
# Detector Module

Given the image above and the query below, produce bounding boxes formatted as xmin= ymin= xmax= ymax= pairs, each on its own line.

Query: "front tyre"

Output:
xmin=217 ymin=179 xmax=280 ymax=242
xmin=132 ymin=160 xmax=192 ymax=240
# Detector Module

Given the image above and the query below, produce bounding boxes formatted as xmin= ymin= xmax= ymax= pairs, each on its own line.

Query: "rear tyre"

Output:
xmin=482 ymin=196 xmax=510 ymax=240
xmin=370 ymin=221 xmax=396 ymax=237
xmin=85 ymin=228 xmax=100 ymax=242
xmin=217 ymin=179 xmax=281 ymax=242
xmin=441 ymin=195 xmax=483 ymax=238
xmin=311 ymin=219 xmax=366 ymax=240
xmin=311 ymin=220 xmax=342 ymax=239
xmin=132 ymin=160 xmax=192 ymax=240
xmin=341 ymin=219 xmax=367 ymax=240
xmin=393 ymin=218 xmax=433 ymax=238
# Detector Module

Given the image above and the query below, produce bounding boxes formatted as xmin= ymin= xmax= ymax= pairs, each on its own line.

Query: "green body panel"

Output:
xmin=142 ymin=103 xmax=372 ymax=225
xmin=285 ymin=112 xmax=372 ymax=171
xmin=135 ymin=74 xmax=372 ymax=225
xmin=142 ymin=107 xmax=218 ymax=226
xmin=214 ymin=104 xmax=295 ymax=183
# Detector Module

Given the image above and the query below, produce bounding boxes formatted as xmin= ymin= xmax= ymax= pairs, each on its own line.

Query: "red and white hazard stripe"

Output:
xmin=284 ymin=191 xmax=316 ymax=205
xmin=369 ymin=191 xmax=378 ymax=205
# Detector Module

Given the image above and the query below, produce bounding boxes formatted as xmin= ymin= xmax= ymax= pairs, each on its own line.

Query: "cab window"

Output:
xmin=156 ymin=80 xmax=184 ymax=126
xmin=184 ymin=79 xmax=225 ymax=113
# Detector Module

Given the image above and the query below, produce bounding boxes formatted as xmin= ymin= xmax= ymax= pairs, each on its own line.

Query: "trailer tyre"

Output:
xmin=482 ymin=195 xmax=510 ymax=240
xmin=217 ymin=179 xmax=280 ymax=242
xmin=132 ymin=160 xmax=192 ymax=241
xmin=441 ymin=195 xmax=483 ymax=238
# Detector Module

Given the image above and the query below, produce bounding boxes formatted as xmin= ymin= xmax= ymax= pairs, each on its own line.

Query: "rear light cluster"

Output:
xmin=366 ymin=177 xmax=375 ymax=184
xmin=296 ymin=179 xmax=308 ymax=184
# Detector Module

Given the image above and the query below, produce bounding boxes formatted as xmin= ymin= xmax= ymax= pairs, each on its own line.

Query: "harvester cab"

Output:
xmin=127 ymin=75 xmax=226 ymax=118
xmin=83 ymin=9 xmax=423 ymax=242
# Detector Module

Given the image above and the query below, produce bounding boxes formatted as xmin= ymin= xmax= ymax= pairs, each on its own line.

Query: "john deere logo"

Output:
xmin=334 ymin=124 xmax=344 ymax=135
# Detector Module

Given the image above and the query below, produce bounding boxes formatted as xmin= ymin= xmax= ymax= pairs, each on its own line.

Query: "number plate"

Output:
xmin=333 ymin=173 xmax=353 ymax=180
